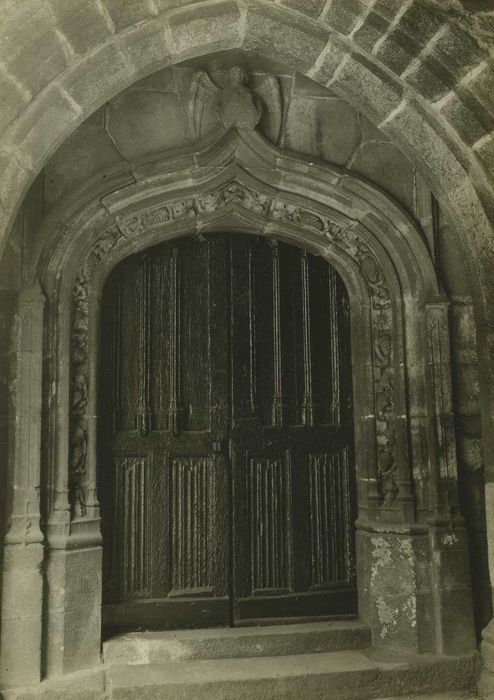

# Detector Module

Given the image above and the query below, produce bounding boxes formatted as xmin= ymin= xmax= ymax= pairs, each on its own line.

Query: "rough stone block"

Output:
xmin=284 ymin=95 xmax=360 ymax=167
xmin=372 ymin=0 xmax=407 ymax=21
xmin=169 ymin=1 xmax=241 ymax=56
xmin=44 ymin=121 xmax=123 ymax=209
xmin=244 ymin=4 xmax=329 ymax=72
xmin=0 ymin=73 xmax=31 ymax=136
xmin=399 ymin=0 xmax=443 ymax=44
xmin=63 ymin=42 xmax=131 ymax=113
xmin=350 ymin=140 xmax=414 ymax=213
xmin=474 ymin=133 xmax=494 ymax=181
xmin=45 ymin=547 xmax=103 ymax=677
xmin=154 ymin=0 xmax=203 ymax=12
xmin=0 ymin=151 xmax=33 ymax=214
xmin=464 ymin=63 xmax=494 ymax=116
xmin=9 ymin=85 xmax=82 ymax=170
xmin=107 ymin=88 xmax=189 ymax=159
xmin=380 ymin=101 xmax=469 ymax=193
xmin=329 ymin=54 xmax=403 ymax=122
xmin=375 ymin=29 xmax=422 ymax=76
xmin=323 ymin=0 xmax=367 ymax=35
xmin=7 ymin=29 xmax=69 ymax=98
xmin=404 ymin=56 xmax=454 ymax=101
xmin=431 ymin=24 xmax=486 ymax=82
xmin=48 ymin=0 xmax=114 ymax=55
xmin=102 ymin=0 xmax=155 ymax=31
xmin=120 ymin=20 xmax=171 ymax=78
xmin=280 ymin=0 xmax=327 ymax=19
xmin=352 ymin=11 xmax=390 ymax=52
xmin=442 ymin=93 xmax=493 ymax=147
xmin=0 ymin=1 xmax=54 ymax=64
xmin=309 ymin=42 xmax=348 ymax=84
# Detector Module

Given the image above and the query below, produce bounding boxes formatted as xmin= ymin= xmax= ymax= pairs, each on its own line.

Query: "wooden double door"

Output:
xmin=98 ymin=233 xmax=356 ymax=632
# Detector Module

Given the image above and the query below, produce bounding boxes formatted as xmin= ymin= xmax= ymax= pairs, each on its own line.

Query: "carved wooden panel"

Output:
xmin=309 ymin=449 xmax=355 ymax=587
xmin=169 ymin=456 xmax=215 ymax=594
xmin=249 ymin=456 xmax=292 ymax=594
xmin=111 ymin=456 xmax=151 ymax=598
xmin=99 ymin=232 xmax=356 ymax=628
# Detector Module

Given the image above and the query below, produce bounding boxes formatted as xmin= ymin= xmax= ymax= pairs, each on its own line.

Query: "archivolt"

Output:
xmin=37 ymin=129 xmax=449 ymax=545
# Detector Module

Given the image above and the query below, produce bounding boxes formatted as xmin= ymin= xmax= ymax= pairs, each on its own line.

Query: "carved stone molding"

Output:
xmin=70 ymin=227 xmax=124 ymax=517
xmin=69 ymin=180 xmax=397 ymax=517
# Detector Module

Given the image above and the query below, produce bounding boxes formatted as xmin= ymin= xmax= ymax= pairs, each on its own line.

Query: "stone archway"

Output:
xmin=0 ymin=128 xmax=476 ymax=686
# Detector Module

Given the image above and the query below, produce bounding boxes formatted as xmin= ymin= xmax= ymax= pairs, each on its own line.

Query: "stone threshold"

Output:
xmin=102 ymin=619 xmax=372 ymax=664
xmin=1 ymin=648 xmax=479 ymax=700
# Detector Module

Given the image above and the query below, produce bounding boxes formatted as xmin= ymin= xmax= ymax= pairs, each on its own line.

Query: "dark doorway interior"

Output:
xmin=98 ymin=233 xmax=356 ymax=633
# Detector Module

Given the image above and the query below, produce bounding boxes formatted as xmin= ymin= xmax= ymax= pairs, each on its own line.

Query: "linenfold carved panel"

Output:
xmin=170 ymin=456 xmax=215 ymax=593
xmin=112 ymin=456 xmax=151 ymax=597
xmin=309 ymin=450 xmax=355 ymax=586
xmin=249 ymin=456 xmax=292 ymax=593
xmin=69 ymin=180 xmax=397 ymax=514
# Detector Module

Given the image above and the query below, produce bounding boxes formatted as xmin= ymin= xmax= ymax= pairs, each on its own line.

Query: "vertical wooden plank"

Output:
xmin=135 ymin=255 xmax=152 ymax=435
xmin=168 ymin=246 xmax=182 ymax=436
xmin=111 ymin=278 xmax=121 ymax=436
xmin=301 ymin=250 xmax=314 ymax=427
xmin=271 ymin=241 xmax=283 ymax=427
xmin=329 ymin=265 xmax=341 ymax=427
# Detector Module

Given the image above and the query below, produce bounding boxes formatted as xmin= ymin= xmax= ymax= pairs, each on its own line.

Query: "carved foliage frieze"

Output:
xmin=70 ymin=227 xmax=124 ymax=517
xmin=69 ymin=181 xmax=397 ymax=515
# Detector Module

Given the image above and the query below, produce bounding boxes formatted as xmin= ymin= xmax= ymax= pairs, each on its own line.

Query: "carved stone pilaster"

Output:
xmin=426 ymin=301 xmax=461 ymax=522
xmin=1 ymin=282 xmax=45 ymax=688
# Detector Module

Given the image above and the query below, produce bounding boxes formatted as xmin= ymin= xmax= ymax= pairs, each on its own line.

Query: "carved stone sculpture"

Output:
xmin=190 ymin=66 xmax=283 ymax=143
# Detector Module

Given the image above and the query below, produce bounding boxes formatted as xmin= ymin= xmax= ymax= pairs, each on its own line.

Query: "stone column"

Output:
xmin=0 ymin=283 xmax=45 ymax=688
xmin=478 ymin=323 xmax=494 ymax=697
xmin=425 ymin=302 xmax=476 ymax=654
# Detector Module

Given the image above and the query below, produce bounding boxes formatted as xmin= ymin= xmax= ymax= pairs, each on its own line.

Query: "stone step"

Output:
xmin=105 ymin=649 xmax=477 ymax=700
xmin=103 ymin=620 xmax=372 ymax=665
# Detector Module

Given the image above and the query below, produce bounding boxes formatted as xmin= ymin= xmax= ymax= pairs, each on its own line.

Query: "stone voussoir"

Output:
xmin=167 ymin=1 xmax=242 ymax=58
xmin=243 ymin=3 xmax=330 ymax=72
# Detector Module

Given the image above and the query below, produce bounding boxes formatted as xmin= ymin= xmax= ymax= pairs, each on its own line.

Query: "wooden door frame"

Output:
xmin=20 ymin=128 xmax=475 ymax=676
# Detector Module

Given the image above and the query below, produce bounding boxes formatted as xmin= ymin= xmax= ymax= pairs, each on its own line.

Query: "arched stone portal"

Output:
xmin=1 ymin=128 xmax=477 ymax=689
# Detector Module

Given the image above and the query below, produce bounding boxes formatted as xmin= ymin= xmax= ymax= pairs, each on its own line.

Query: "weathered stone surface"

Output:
xmin=309 ymin=41 xmax=348 ymax=84
xmin=0 ymin=73 xmax=31 ymax=136
xmin=120 ymin=20 xmax=171 ymax=76
xmin=244 ymin=5 xmax=329 ymax=71
xmin=431 ymin=24 xmax=486 ymax=82
xmin=169 ymin=1 xmax=241 ymax=56
xmin=44 ymin=117 xmax=123 ymax=208
xmin=106 ymin=89 xmax=190 ymax=160
xmin=62 ymin=43 xmax=131 ymax=112
xmin=474 ymin=129 xmax=494 ymax=175
xmin=7 ymin=85 xmax=82 ymax=174
xmin=103 ymin=621 xmax=372 ymax=665
xmin=48 ymin=0 xmax=114 ymax=56
xmin=441 ymin=92 xmax=494 ymax=147
xmin=284 ymin=95 xmax=360 ymax=167
xmin=329 ymin=55 xmax=403 ymax=121
xmin=45 ymin=548 xmax=103 ymax=677
xmin=102 ymin=0 xmax=155 ymax=31
xmin=404 ymin=56 xmax=454 ymax=101
xmin=349 ymin=140 xmax=415 ymax=213
xmin=7 ymin=29 xmax=69 ymax=98
xmin=352 ymin=11 xmax=390 ymax=52
xmin=280 ymin=0 xmax=327 ymax=19
xmin=323 ymin=0 xmax=367 ymax=35
xmin=375 ymin=30 xmax=423 ymax=76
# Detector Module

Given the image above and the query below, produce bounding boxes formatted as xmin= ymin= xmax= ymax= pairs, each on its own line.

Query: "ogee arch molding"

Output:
xmin=31 ymin=129 xmax=476 ymax=676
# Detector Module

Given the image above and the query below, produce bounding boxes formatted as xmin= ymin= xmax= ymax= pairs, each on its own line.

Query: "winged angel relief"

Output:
xmin=190 ymin=66 xmax=283 ymax=144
